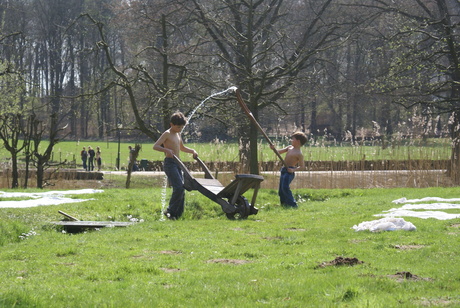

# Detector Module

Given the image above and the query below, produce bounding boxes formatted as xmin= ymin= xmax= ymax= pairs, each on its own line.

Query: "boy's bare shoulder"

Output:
xmin=289 ymin=146 xmax=302 ymax=154
xmin=159 ymin=128 xmax=172 ymax=138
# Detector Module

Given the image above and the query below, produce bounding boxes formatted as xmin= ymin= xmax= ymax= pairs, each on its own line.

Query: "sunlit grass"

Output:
xmin=1 ymin=187 xmax=460 ymax=306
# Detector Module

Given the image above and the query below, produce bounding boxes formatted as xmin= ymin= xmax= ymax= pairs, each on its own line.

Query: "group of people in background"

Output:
xmin=80 ymin=145 xmax=139 ymax=171
xmin=80 ymin=146 xmax=102 ymax=171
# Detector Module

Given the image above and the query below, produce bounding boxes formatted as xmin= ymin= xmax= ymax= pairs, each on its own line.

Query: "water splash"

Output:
xmin=159 ymin=175 xmax=168 ymax=221
xmin=185 ymin=86 xmax=238 ymax=128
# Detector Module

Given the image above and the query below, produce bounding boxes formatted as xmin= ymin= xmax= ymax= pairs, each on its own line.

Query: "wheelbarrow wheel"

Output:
xmin=226 ymin=196 xmax=250 ymax=220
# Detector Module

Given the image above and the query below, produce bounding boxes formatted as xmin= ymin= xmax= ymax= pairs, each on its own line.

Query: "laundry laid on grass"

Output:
xmin=353 ymin=217 xmax=416 ymax=232
xmin=0 ymin=189 xmax=103 ymax=208
xmin=354 ymin=196 xmax=460 ymax=231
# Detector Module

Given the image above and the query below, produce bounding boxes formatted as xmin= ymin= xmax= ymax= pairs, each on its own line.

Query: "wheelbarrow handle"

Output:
xmin=235 ymin=88 xmax=288 ymax=168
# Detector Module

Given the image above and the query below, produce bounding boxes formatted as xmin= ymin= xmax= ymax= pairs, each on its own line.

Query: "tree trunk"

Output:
xmin=11 ymin=153 xmax=19 ymax=188
xmin=126 ymin=144 xmax=141 ymax=189
xmin=36 ymin=163 xmax=45 ymax=189
xmin=449 ymin=111 xmax=460 ymax=183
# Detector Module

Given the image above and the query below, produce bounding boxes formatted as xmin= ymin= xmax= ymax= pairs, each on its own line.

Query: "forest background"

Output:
xmin=1 ymin=0 xmax=460 ymax=186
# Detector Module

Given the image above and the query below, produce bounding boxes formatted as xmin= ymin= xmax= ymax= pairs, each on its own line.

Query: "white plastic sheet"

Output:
xmin=353 ymin=218 xmax=416 ymax=232
xmin=376 ymin=210 xmax=460 ymax=220
xmin=354 ymin=196 xmax=460 ymax=231
xmin=0 ymin=189 xmax=103 ymax=208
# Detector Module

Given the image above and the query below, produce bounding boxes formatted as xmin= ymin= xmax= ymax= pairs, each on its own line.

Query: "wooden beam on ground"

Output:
xmin=58 ymin=210 xmax=80 ymax=221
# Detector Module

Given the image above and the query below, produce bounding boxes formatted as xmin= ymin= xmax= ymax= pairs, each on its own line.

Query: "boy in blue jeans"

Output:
xmin=153 ymin=112 xmax=198 ymax=220
xmin=270 ymin=132 xmax=307 ymax=208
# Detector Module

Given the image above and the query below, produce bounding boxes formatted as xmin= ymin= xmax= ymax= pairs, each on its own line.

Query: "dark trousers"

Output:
xmin=164 ymin=158 xmax=185 ymax=218
xmin=88 ymin=157 xmax=94 ymax=171
xmin=279 ymin=167 xmax=297 ymax=207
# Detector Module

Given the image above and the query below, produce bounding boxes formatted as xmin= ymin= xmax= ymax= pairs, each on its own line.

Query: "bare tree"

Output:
xmin=126 ymin=144 xmax=141 ymax=189
xmin=79 ymin=0 xmax=216 ymax=142
xmin=187 ymin=0 xmax=360 ymax=173
xmin=369 ymin=0 xmax=460 ymax=181
xmin=31 ymin=113 xmax=69 ymax=189
xmin=0 ymin=114 xmax=28 ymax=188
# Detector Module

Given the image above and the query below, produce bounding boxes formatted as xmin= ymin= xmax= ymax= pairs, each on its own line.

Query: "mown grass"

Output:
xmin=0 ymin=137 xmax=452 ymax=170
xmin=1 ymin=186 xmax=460 ymax=307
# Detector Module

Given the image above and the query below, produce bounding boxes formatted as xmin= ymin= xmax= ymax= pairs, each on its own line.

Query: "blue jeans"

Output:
xmin=164 ymin=158 xmax=185 ymax=218
xmin=279 ymin=167 xmax=297 ymax=207
xmin=88 ymin=157 xmax=94 ymax=171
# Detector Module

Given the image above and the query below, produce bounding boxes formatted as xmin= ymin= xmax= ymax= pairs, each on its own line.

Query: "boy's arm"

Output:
xmin=180 ymin=141 xmax=198 ymax=158
xmin=153 ymin=132 xmax=174 ymax=157
xmin=270 ymin=144 xmax=290 ymax=154
xmin=279 ymin=147 xmax=290 ymax=154
xmin=297 ymin=154 xmax=305 ymax=171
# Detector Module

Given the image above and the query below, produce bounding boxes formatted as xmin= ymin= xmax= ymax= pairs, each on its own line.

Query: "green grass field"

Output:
xmin=0 ymin=137 xmax=453 ymax=171
xmin=1 ymin=186 xmax=460 ymax=307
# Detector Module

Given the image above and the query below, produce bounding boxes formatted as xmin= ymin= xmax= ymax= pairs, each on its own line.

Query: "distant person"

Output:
xmin=87 ymin=146 xmax=95 ymax=171
xmin=129 ymin=145 xmax=139 ymax=171
xmin=270 ymin=132 xmax=307 ymax=208
xmin=80 ymin=147 xmax=88 ymax=170
xmin=95 ymin=146 xmax=102 ymax=171
xmin=153 ymin=112 xmax=198 ymax=220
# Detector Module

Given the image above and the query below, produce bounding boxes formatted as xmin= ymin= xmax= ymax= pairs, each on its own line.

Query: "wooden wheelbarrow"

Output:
xmin=173 ymin=155 xmax=263 ymax=219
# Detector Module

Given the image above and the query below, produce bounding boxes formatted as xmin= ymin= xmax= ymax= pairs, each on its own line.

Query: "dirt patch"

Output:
xmin=416 ymin=297 xmax=459 ymax=306
xmin=285 ymin=227 xmax=306 ymax=231
xmin=160 ymin=267 xmax=183 ymax=273
xmin=450 ymin=223 xmax=460 ymax=228
xmin=349 ymin=239 xmax=368 ymax=244
xmin=317 ymin=256 xmax=364 ymax=268
xmin=387 ymin=271 xmax=432 ymax=282
xmin=207 ymin=259 xmax=251 ymax=265
xmin=158 ymin=250 xmax=182 ymax=255
xmin=392 ymin=244 xmax=425 ymax=250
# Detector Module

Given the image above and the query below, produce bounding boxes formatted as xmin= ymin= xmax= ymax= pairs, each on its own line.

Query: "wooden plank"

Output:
xmin=51 ymin=221 xmax=134 ymax=228
xmin=217 ymin=174 xmax=263 ymax=198
xmin=58 ymin=210 xmax=80 ymax=221
xmin=195 ymin=178 xmax=225 ymax=195
xmin=195 ymin=178 xmax=224 ymax=188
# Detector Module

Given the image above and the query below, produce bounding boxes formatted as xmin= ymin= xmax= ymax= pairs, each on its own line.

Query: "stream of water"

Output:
xmin=184 ymin=86 xmax=237 ymax=129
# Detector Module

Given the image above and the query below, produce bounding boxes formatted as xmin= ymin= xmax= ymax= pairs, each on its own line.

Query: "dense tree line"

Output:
xmin=0 ymin=0 xmax=459 ymax=181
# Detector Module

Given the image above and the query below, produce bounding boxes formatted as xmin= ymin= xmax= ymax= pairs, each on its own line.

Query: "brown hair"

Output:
xmin=292 ymin=131 xmax=307 ymax=145
xmin=170 ymin=112 xmax=187 ymax=126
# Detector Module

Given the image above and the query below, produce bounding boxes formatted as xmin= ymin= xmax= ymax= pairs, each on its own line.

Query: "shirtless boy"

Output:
xmin=270 ymin=132 xmax=307 ymax=208
xmin=153 ymin=112 xmax=198 ymax=220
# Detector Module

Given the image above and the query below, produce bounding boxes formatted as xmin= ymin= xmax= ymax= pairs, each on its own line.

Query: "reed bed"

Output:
xmin=0 ymin=137 xmax=455 ymax=189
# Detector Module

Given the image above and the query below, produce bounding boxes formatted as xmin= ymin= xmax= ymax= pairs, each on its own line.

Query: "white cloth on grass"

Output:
xmin=376 ymin=210 xmax=460 ymax=220
xmin=353 ymin=217 xmax=416 ymax=232
xmin=392 ymin=197 xmax=460 ymax=204
xmin=0 ymin=189 xmax=103 ymax=208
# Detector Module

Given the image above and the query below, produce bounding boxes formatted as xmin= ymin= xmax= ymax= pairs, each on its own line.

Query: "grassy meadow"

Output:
xmin=1 ymin=186 xmax=460 ymax=307
xmin=0 ymin=137 xmax=452 ymax=171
